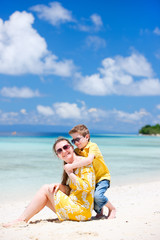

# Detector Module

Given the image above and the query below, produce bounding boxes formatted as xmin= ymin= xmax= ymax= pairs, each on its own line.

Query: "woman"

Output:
xmin=4 ymin=137 xmax=95 ymax=226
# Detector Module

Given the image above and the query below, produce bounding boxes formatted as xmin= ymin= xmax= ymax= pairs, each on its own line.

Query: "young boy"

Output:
xmin=65 ymin=124 xmax=116 ymax=219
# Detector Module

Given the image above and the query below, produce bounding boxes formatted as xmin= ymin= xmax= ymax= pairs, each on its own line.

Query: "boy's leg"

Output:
xmin=94 ymin=180 xmax=110 ymax=217
xmin=94 ymin=180 xmax=116 ymax=219
xmin=105 ymin=201 xmax=116 ymax=219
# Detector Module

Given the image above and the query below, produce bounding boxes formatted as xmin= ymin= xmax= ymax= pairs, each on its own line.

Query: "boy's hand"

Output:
xmin=64 ymin=164 xmax=73 ymax=176
xmin=64 ymin=164 xmax=73 ymax=173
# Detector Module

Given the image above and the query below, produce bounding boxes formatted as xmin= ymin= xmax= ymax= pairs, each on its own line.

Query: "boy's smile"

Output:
xmin=71 ymin=133 xmax=89 ymax=150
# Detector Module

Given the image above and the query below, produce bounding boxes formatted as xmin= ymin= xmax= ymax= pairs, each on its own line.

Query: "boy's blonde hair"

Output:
xmin=69 ymin=124 xmax=90 ymax=140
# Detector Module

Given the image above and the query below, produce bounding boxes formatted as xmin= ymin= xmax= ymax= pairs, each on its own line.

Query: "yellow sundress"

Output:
xmin=54 ymin=164 xmax=95 ymax=221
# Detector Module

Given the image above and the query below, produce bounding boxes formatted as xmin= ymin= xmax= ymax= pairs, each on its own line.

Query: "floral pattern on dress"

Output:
xmin=75 ymin=215 xmax=87 ymax=221
xmin=54 ymin=164 xmax=95 ymax=221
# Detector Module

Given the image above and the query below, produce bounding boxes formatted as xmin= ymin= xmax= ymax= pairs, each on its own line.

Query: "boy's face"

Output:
xmin=70 ymin=132 xmax=89 ymax=150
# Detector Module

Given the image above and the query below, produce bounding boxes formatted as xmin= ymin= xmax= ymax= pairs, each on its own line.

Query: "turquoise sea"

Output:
xmin=0 ymin=134 xmax=160 ymax=203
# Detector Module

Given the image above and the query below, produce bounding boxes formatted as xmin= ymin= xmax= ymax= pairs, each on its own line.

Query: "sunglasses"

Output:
xmin=71 ymin=137 xmax=82 ymax=144
xmin=56 ymin=144 xmax=71 ymax=154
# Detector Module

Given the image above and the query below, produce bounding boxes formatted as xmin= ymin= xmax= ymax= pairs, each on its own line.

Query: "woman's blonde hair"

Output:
xmin=53 ymin=137 xmax=72 ymax=185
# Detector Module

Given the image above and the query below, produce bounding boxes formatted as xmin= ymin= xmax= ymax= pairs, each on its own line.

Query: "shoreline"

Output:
xmin=1 ymin=180 xmax=160 ymax=240
xmin=139 ymin=133 xmax=160 ymax=137
xmin=1 ymin=171 xmax=160 ymax=204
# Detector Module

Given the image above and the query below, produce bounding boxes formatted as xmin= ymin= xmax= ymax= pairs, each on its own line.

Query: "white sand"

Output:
xmin=1 ymin=180 xmax=160 ymax=240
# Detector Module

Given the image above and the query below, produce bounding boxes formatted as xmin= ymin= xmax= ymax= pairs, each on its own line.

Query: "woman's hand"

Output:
xmin=51 ymin=183 xmax=70 ymax=195
xmin=48 ymin=183 xmax=60 ymax=194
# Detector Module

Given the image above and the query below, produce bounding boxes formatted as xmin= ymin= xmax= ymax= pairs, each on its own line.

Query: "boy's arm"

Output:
xmin=64 ymin=154 xmax=94 ymax=172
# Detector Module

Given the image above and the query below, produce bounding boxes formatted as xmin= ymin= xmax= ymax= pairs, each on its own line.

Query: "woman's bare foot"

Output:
xmin=2 ymin=219 xmax=28 ymax=228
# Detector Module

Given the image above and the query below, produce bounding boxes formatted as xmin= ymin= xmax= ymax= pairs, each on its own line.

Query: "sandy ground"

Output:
xmin=0 ymin=180 xmax=160 ymax=240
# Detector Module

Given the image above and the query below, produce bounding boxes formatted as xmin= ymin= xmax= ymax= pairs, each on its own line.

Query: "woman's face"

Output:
xmin=55 ymin=140 xmax=74 ymax=164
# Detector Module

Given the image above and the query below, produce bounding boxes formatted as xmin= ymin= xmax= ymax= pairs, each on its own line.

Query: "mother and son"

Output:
xmin=4 ymin=124 xmax=116 ymax=227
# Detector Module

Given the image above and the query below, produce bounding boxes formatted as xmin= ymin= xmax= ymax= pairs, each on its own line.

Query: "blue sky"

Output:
xmin=0 ymin=0 xmax=160 ymax=133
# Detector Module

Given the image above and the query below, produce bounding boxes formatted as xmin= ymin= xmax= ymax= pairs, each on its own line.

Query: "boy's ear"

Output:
xmin=85 ymin=134 xmax=89 ymax=140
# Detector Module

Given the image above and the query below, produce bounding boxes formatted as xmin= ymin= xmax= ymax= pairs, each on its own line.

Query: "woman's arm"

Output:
xmin=67 ymin=166 xmax=94 ymax=192
xmin=54 ymin=183 xmax=70 ymax=196
xmin=59 ymin=184 xmax=70 ymax=195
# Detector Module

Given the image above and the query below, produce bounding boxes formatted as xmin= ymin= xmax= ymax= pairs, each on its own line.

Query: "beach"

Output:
xmin=1 ymin=134 xmax=160 ymax=239
xmin=1 ymin=180 xmax=160 ymax=240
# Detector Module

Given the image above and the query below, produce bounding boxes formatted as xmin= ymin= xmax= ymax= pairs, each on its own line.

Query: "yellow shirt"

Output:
xmin=75 ymin=141 xmax=111 ymax=184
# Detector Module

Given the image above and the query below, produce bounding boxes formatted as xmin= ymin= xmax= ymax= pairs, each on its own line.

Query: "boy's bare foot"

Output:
xmin=95 ymin=208 xmax=104 ymax=218
xmin=2 ymin=219 xmax=28 ymax=228
xmin=107 ymin=208 xmax=116 ymax=219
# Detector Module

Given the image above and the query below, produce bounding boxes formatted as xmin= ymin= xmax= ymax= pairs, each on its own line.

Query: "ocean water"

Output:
xmin=0 ymin=134 xmax=160 ymax=203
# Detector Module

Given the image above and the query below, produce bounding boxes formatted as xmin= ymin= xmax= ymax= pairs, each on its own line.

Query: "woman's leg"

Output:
xmin=4 ymin=184 xmax=56 ymax=227
xmin=19 ymin=184 xmax=56 ymax=222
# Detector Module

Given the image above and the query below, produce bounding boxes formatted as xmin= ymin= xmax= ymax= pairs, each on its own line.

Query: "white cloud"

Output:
xmin=88 ymin=108 xmax=97 ymax=113
xmin=20 ymin=109 xmax=27 ymax=115
xmin=77 ymin=24 xmax=90 ymax=32
xmin=74 ymin=53 xmax=160 ymax=96
xmin=90 ymin=14 xmax=103 ymax=30
xmin=0 ymin=11 xmax=75 ymax=76
xmin=0 ymin=111 xmax=19 ymax=124
xmin=128 ymin=78 xmax=160 ymax=96
xmin=31 ymin=2 xmax=103 ymax=33
xmin=140 ymin=28 xmax=150 ymax=35
xmin=31 ymin=2 xmax=75 ymax=26
xmin=37 ymin=105 xmax=54 ymax=116
xmin=0 ymin=87 xmax=41 ymax=98
xmin=114 ymin=53 xmax=153 ymax=77
xmin=155 ymin=49 xmax=160 ymax=59
xmin=35 ymin=101 xmax=107 ymax=122
xmin=76 ymin=14 xmax=103 ymax=32
xmin=74 ymin=72 xmax=108 ymax=95
xmin=88 ymin=108 xmax=107 ymax=122
xmin=53 ymin=102 xmax=82 ymax=119
xmin=112 ymin=108 xmax=150 ymax=123
xmin=156 ymin=104 xmax=160 ymax=110
xmin=86 ymin=36 xmax=106 ymax=50
xmin=53 ymin=101 xmax=108 ymax=122
xmin=153 ymin=27 xmax=160 ymax=35
xmin=0 ymin=104 xmax=154 ymax=132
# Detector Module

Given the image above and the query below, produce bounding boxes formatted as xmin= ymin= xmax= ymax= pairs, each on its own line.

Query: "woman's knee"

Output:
xmin=40 ymin=184 xmax=50 ymax=193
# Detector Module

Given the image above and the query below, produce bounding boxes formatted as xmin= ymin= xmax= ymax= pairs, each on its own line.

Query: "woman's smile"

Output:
xmin=55 ymin=140 xmax=74 ymax=163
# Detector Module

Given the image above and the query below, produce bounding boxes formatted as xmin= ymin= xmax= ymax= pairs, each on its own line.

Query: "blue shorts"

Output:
xmin=94 ymin=179 xmax=110 ymax=214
